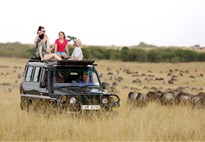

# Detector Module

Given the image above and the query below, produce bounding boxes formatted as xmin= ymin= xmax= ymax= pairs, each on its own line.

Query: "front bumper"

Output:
xmin=59 ymin=94 xmax=120 ymax=112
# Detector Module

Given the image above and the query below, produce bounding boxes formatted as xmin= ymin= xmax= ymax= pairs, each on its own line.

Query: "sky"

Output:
xmin=0 ymin=0 xmax=205 ymax=47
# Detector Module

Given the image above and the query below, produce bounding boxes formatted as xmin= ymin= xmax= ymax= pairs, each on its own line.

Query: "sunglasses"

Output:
xmin=41 ymin=30 xmax=46 ymax=33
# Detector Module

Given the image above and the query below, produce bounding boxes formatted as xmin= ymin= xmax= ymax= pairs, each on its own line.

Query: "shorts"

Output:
xmin=56 ymin=52 xmax=66 ymax=56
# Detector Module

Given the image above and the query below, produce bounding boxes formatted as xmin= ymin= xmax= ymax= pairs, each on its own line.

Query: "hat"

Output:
xmin=74 ymin=39 xmax=82 ymax=47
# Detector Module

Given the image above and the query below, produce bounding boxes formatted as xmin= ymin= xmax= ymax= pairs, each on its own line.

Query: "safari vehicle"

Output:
xmin=20 ymin=59 xmax=120 ymax=114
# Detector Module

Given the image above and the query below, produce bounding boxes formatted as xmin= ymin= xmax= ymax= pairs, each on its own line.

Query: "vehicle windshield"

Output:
xmin=52 ymin=67 xmax=101 ymax=88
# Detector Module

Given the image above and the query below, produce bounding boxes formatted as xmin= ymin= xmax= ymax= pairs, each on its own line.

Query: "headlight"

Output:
xmin=61 ymin=95 xmax=67 ymax=102
xmin=102 ymin=98 xmax=108 ymax=104
xmin=69 ymin=97 xmax=76 ymax=104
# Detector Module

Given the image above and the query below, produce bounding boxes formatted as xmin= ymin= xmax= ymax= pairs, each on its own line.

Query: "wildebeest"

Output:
xmin=175 ymin=92 xmax=193 ymax=105
xmin=167 ymin=73 xmax=172 ymax=76
xmin=0 ymin=65 xmax=9 ymax=68
xmin=141 ymin=73 xmax=146 ymax=77
xmin=160 ymin=92 xmax=175 ymax=105
xmin=112 ymin=82 xmax=118 ymax=86
xmin=191 ymin=87 xmax=203 ymax=92
xmin=148 ymin=70 xmax=152 ymax=73
xmin=130 ymin=87 xmax=140 ymax=91
xmin=114 ymin=76 xmax=123 ymax=82
xmin=143 ymin=86 xmax=150 ymax=90
xmin=191 ymin=92 xmax=205 ymax=107
xmin=127 ymin=92 xmax=140 ymax=103
xmin=122 ymin=85 xmax=129 ymax=89
xmin=0 ymin=82 xmax=11 ymax=86
xmin=148 ymin=74 xmax=155 ymax=78
xmin=189 ymin=75 xmax=196 ymax=79
xmin=132 ymin=79 xmax=142 ymax=84
xmin=107 ymin=67 xmax=111 ymax=71
xmin=123 ymin=69 xmax=132 ymax=74
xmin=127 ymin=92 xmax=148 ymax=107
xmin=17 ymin=73 xmax=21 ymax=79
xmin=155 ymin=77 xmax=164 ymax=81
xmin=168 ymin=80 xmax=174 ymax=84
xmin=135 ymin=93 xmax=149 ymax=107
xmin=169 ymin=69 xmax=173 ymax=73
xmin=146 ymin=90 xmax=163 ymax=102
xmin=107 ymin=72 xmax=114 ymax=75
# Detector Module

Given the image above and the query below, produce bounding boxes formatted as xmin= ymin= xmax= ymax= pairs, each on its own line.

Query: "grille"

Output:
xmin=80 ymin=95 xmax=100 ymax=105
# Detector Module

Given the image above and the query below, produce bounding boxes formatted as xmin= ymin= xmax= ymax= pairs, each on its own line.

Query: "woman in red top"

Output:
xmin=54 ymin=31 xmax=69 ymax=59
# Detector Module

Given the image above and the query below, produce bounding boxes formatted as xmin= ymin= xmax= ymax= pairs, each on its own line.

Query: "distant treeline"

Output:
xmin=84 ymin=47 xmax=205 ymax=62
xmin=0 ymin=42 xmax=205 ymax=62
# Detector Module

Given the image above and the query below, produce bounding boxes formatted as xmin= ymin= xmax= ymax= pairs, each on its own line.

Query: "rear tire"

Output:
xmin=20 ymin=96 xmax=29 ymax=111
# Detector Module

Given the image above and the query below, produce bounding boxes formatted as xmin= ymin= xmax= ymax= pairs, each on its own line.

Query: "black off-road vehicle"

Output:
xmin=20 ymin=59 xmax=120 ymax=114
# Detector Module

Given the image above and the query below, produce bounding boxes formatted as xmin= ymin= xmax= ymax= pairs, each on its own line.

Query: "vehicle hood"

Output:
xmin=53 ymin=87 xmax=108 ymax=96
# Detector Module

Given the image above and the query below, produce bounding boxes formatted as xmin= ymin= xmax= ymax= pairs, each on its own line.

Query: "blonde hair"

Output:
xmin=74 ymin=39 xmax=82 ymax=47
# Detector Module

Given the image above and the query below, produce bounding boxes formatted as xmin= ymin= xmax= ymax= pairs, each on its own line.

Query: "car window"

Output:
xmin=25 ymin=66 xmax=33 ymax=82
xmin=52 ymin=67 xmax=101 ymax=87
xmin=33 ymin=67 xmax=41 ymax=82
xmin=92 ymin=71 xmax=100 ymax=85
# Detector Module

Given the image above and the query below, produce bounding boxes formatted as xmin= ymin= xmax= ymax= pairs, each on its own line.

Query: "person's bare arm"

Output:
xmin=38 ymin=45 xmax=44 ymax=61
xmin=49 ymin=44 xmax=55 ymax=52
xmin=34 ymin=36 xmax=39 ymax=44
xmin=65 ymin=44 xmax=70 ymax=57
xmin=45 ymin=36 xmax=51 ymax=54
xmin=54 ymin=43 xmax=57 ymax=53
xmin=47 ymin=39 xmax=50 ymax=49
xmin=72 ymin=57 xmax=78 ymax=60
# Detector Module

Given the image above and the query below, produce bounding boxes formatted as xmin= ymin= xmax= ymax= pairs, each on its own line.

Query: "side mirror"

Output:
xmin=40 ymin=82 xmax=46 ymax=88
xmin=102 ymin=82 xmax=108 ymax=90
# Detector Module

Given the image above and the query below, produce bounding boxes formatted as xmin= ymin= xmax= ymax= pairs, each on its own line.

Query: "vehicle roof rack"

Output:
xmin=28 ymin=58 xmax=42 ymax=62
xmin=28 ymin=58 xmax=97 ymax=66
xmin=57 ymin=60 xmax=96 ymax=66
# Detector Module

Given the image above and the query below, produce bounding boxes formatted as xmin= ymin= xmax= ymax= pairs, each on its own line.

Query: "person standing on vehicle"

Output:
xmin=54 ymin=31 xmax=70 ymax=59
xmin=70 ymin=39 xmax=83 ymax=60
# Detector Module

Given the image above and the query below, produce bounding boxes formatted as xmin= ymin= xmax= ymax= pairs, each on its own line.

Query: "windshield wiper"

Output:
xmin=54 ymin=85 xmax=80 ymax=89
xmin=80 ymin=85 xmax=99 ymax=88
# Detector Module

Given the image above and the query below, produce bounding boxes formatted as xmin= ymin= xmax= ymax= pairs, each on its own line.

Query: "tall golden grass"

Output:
xmin=1 ymin=57 xmax=205 ymax=141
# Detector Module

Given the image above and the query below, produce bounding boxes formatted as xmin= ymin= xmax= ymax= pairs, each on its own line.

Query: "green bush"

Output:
xmin=1 ymin=42 xmax=205 ymax=62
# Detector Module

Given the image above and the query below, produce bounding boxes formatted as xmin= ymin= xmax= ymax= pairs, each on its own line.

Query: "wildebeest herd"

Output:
xmin=99 ymin=65 xmax=205 ymax=109
xmin=128 ymin=89 xmax=205 ymax=108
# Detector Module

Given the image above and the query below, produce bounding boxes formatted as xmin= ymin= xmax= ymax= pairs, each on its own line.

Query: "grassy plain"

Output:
xmin=1 ymin=57 xmax=205 ymax=141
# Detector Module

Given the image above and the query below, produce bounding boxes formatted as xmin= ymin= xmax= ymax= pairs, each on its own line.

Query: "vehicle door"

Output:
xmin=21 ymin=65 xmax=42 ymax=96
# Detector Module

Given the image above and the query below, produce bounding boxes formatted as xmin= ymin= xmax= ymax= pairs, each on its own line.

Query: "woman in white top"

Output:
xmin=70 ymin=39 xmax=83 ymax=60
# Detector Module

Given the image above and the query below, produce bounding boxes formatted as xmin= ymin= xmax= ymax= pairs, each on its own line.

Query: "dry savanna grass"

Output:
xmin=1 ymin=57 xmax=205 ymax=141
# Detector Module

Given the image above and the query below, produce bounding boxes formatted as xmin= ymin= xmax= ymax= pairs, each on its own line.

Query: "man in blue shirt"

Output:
xmin=80 ymin=71 xmax=93 ymax=86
